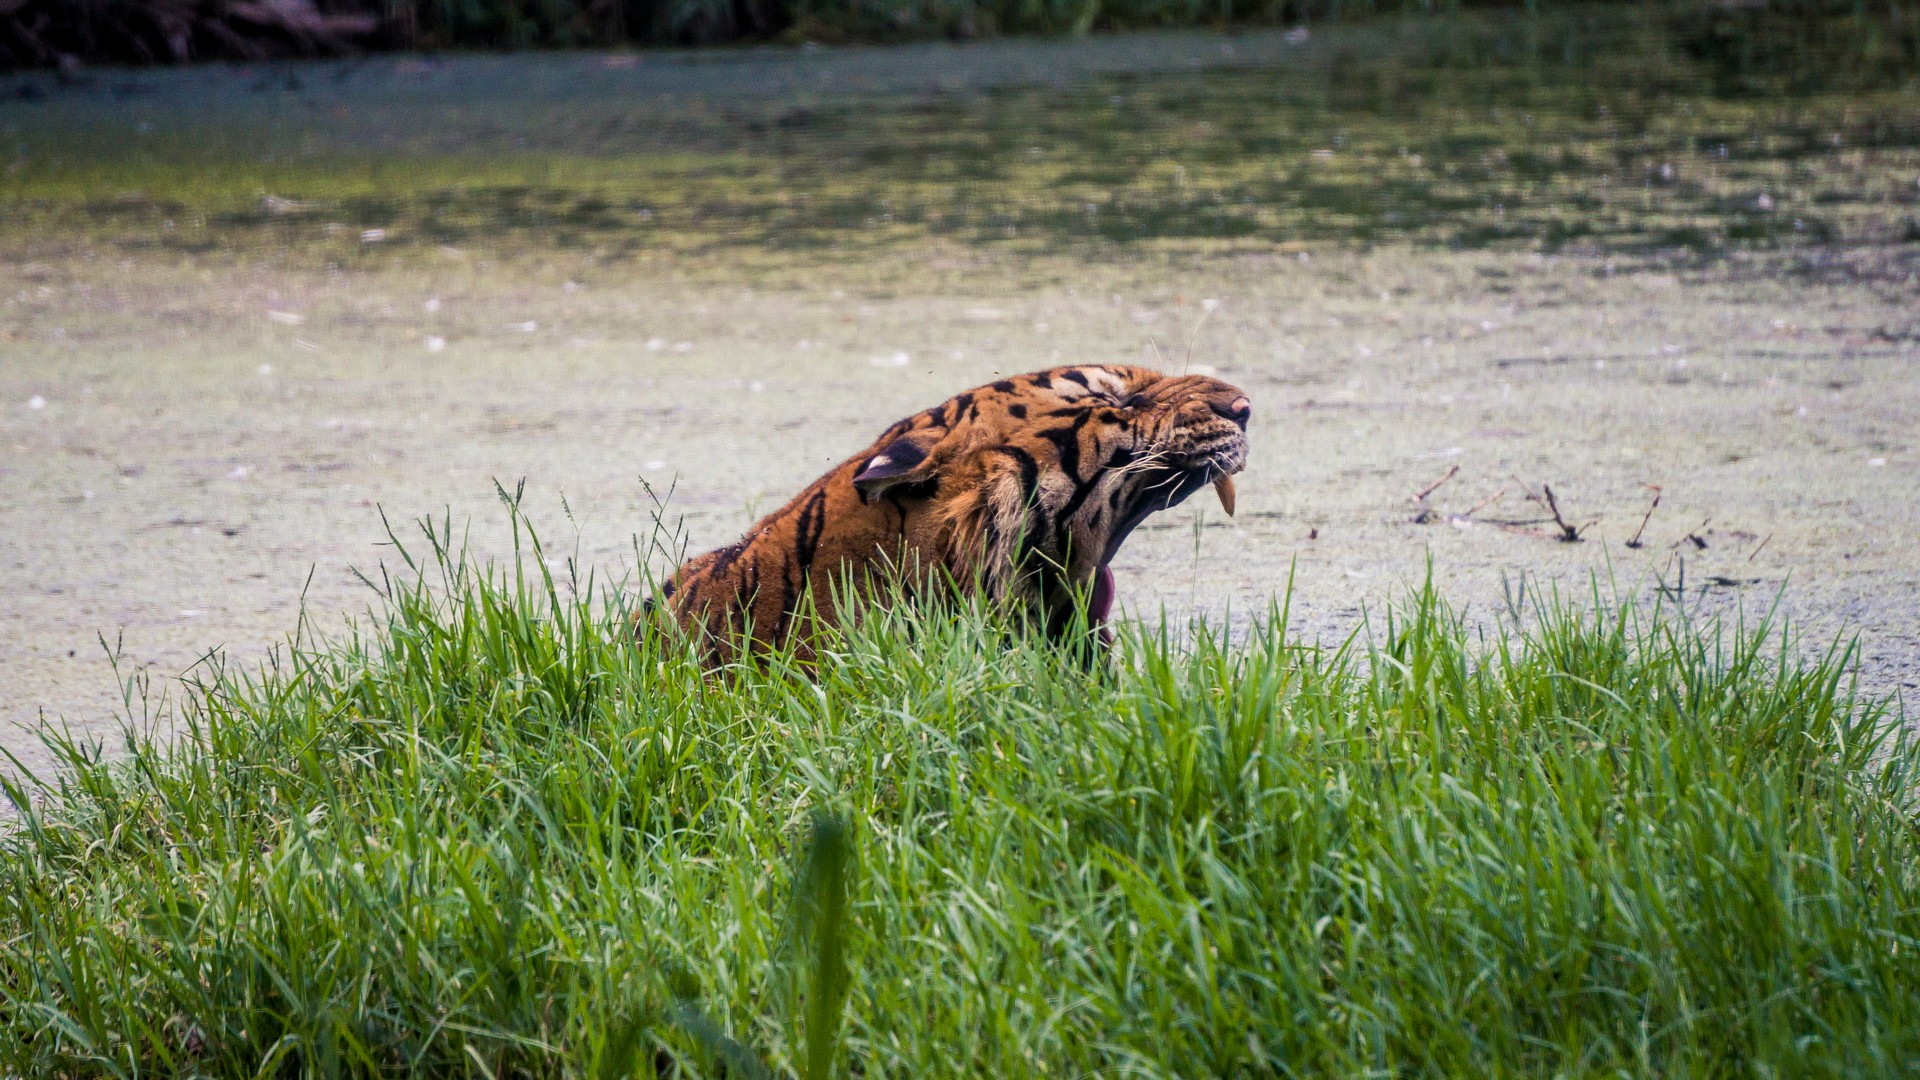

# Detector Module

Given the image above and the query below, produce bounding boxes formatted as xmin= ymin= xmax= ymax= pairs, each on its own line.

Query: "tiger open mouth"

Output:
xmin=1084 ymin=463 xmax=1239 ymax=644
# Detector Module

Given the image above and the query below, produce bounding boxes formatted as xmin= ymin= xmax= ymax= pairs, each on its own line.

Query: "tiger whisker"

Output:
xmin=1112 ymin=447 xmax=1177 ymax=477
xmin=1113 ymin=456 xmax=1171 ymax=478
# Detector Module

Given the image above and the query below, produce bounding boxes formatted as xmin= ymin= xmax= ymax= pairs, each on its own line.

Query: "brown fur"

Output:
xmin=652 ymin=364 xmax=1250 ymax=660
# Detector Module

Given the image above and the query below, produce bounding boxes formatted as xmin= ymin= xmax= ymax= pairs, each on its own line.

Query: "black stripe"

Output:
xmin=739 ymin=558 xmax=761 ymax=631
xmin=1014 ymin=509 xmax=1045 ymax=567
xmin=773 ymin=556 xmax=799 ymax=640
xmin=1053 ymin=474 xmax=1101 ymax=553
xmin=1028 ymin=500 xmax=1055 ymax=557
xmin=793 ymin=488 xmax=829 ymax=571
xmin=1036 ymin=415 xmax=1088 ymax=483
xmin=998 ymin=446 xmax=1040 ymax=504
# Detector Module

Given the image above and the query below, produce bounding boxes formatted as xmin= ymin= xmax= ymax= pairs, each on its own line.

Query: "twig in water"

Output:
xmin=1451 ymin=485 xmax=1508 ymax=525
xmin=1544 ymin=486 xmax=1583 ymax=542
xmin=1515 ymin=478 xmax=1587 ymax=542
xmin=1412 ymin=464 xmax=1460 ymax=504
xmin=1625 ymin=485 xmax=1662 ymax=549
xmin=1673 ymin=516 xmax=1711 ymax=551
xmin=1410 ymin=464 xmax=1460 ymax=523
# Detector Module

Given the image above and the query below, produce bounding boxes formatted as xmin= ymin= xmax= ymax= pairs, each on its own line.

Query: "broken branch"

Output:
xmin=1411 ymin=464 xmax=1460 ymax=504
xmin=1410 ymin=463 xmax=1460 ymax=524
xmin=1625 ymin=485 xmax=1661 ymax=549
xmin=1516 ymin=479 xmax=1585 ymax=542
xmin=1672 ymin=516 xmax=1711 ymax=551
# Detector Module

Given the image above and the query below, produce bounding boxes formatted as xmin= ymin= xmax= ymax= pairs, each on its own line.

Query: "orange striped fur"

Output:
xmin=655 ymin=364 xmax=1250 ymax=661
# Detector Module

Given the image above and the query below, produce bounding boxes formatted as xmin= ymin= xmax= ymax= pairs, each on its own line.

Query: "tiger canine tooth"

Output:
xmin=1214 ymin=474 xmax=1237 ymax=517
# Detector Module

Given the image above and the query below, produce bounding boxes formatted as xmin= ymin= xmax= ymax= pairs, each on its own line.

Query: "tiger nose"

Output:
xmin=1211 ymin=396 xmax=1252 ymax=429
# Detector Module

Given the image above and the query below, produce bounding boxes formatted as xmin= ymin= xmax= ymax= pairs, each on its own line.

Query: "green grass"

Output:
xmin=3 ymin=502 xmax=1918 ymax=1077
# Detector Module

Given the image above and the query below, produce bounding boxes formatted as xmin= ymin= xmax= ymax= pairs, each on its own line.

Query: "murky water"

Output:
xmin=4 ymin=10 xmax=1916 ymax=269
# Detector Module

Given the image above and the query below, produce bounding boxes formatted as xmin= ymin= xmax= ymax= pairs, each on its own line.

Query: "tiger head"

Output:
xmin=661 ymin=364 xmax=1250 ymax=658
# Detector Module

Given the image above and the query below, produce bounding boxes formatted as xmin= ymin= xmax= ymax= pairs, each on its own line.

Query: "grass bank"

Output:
xmin=2 ymin=506 xmax=1916 ymax=1077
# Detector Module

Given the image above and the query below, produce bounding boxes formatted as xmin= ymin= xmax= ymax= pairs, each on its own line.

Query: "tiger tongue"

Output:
xmin=1089 ymin=565 xmax=1116 ymax=625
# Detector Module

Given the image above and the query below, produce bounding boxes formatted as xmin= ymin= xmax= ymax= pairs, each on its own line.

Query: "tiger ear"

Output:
xmin=852 ymin=427 xmax=944 ymax=503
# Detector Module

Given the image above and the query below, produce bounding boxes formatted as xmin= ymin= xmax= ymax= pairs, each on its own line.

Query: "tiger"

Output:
xmin=652 ymin=364 xmax=1251 ymax=661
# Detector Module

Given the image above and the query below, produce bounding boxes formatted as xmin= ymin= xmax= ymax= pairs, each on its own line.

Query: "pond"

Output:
xmin=3 ymin=8 xmax=1916 ymax=273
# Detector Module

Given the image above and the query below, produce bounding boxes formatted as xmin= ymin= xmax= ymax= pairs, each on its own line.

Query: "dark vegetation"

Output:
xmin=2 ymin=0 xmax=1915 ymax=71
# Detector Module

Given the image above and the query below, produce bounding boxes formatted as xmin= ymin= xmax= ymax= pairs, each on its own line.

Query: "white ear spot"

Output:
xmin=868 ymin=454 xmax=892 ymax=468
